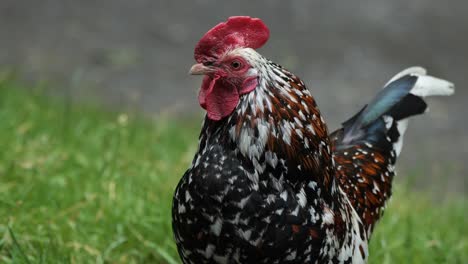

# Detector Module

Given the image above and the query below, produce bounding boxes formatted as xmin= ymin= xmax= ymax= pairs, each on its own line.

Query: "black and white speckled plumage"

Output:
xmin=173 ymin=49 xmax=368 ymax=264
xmin=172 ymin=40 xmax=454 ymax=263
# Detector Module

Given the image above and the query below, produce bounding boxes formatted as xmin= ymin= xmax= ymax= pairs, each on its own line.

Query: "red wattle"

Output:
xmin=198 ymin=76 xmax=240 ymax=121
xmin=198 ymin=75 xmax=218 ymax=109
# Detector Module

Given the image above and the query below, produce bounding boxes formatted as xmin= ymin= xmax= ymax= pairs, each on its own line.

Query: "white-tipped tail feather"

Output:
xmin=410 ymin=74 xmax=455 ymax=97
xmin=338 ymin=66 xmax=453 ymax=157
xmin=387 ymin=66 xmax=455 ymax=97
xmin=386 ymin=67 xmax=454 ymax=157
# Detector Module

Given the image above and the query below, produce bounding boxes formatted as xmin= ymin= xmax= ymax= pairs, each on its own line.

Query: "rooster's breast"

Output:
xmin=172 ymin=144 xmax=331 ymax=263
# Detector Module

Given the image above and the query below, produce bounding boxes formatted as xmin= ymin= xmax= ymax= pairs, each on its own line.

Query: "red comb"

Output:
xmin=194 ymin=16 xmax=270 ymax=63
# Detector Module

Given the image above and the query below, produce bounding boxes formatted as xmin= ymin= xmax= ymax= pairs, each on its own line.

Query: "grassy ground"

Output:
xmin=0 ymin=75 xmax=466 ymax=263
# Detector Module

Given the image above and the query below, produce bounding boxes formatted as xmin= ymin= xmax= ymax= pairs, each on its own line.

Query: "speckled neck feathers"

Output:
xmin=203 ymin=52 xmax=337 ymax=198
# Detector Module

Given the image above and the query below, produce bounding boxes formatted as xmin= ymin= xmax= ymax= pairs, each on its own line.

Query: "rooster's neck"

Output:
xmin=198 ymin=59 xmax=339 ymax=201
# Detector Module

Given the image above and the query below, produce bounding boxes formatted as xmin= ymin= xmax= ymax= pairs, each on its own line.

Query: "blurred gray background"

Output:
xmin=0 ymin=0 xmax=466 ymax=194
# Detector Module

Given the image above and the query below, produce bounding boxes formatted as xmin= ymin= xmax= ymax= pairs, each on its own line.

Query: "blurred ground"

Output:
xmin=0 ymin=0 xmax=466 ymax=194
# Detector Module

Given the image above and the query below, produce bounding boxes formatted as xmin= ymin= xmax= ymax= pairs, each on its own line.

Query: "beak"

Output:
xmin=189 ymin=63 xmax=213 ymax=75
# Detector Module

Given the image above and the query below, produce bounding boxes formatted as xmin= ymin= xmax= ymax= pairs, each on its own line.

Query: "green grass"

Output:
xmin=0 ymin=75 xmax=466 ymax=263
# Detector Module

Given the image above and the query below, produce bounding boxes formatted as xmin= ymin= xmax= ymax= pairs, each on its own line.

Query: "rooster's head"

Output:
xmin=189 ymin=16 xmax=270 ymax=121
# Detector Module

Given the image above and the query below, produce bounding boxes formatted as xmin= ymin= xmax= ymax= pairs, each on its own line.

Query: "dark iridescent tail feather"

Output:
xmin=331 ymin=67 xmax=454 ymax=234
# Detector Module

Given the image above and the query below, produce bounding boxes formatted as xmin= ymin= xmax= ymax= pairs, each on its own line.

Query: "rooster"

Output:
xmin=172 ymin=16 xmax=454 ymax=264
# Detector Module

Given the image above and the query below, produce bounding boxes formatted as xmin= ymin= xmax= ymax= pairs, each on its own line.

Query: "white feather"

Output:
xmin=410 ymin=74 xmax=455 ymax=97
xmin=385 ymin=66 xmax=455 ymax=97
xmin=394 ymin=119 xmax=408 ymax=156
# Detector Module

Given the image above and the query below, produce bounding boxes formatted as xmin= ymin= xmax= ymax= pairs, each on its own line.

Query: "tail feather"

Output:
xmin=340 ymin=66 xmax=454 ymax=155
xmin=410 ymin=74 xmax=455 ymax=97
xmin=331 ymin=67 xmax=454 ymax=234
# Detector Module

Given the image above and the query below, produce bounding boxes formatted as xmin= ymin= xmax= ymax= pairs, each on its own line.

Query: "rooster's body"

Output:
xmin=172 ymin=17 xmax=454 ymax=264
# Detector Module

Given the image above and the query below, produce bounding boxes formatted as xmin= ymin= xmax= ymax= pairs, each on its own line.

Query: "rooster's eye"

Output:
xmin=230 ymin=60 xmax=242 ymax=70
